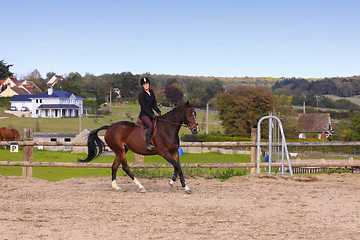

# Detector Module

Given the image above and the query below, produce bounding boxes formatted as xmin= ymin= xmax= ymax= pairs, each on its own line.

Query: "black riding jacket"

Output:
xmin=138 ymin=89 xmax=161 ymax=118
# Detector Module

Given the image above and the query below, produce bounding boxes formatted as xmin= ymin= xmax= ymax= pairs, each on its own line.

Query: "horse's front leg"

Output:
xmin=161 ymin=151 xmax=192 ymax=194
xmin=168 ymin=151 xmax=179 ymax=186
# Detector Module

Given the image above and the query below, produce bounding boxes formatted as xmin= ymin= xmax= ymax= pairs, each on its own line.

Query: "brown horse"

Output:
xmin=79 ymin=101 xmax=199 ymax=194
xmin=0 ymin=127 xmax=20 ymax=141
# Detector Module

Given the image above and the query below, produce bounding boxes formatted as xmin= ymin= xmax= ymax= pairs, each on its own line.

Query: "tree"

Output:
xmin=96 ymin=80 xmax=111 ymax=105
xmin=186 ymin=79 xmax=224 ymax=107
xmin=55 ymin=72 xmax=83 ymax=96
xmin=0 ymin=60 xmax=13 ymax=79
xmin=27 ymin=69 xmax=47 ymax=92
xmin=216 ymin=86 xmax=275 ymax=137
xmin=343 ymin=110 xmax=360 ymax=141
xmin=165 ymin=85 xmax=184 ymax=105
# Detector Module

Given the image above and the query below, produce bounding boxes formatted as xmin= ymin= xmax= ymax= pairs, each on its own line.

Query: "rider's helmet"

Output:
xmin=140 ymin=77 xmax=150 ymax=86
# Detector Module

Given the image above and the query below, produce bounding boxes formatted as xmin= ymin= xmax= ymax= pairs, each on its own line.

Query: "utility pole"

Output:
xmin=206 ymin=102 xmax=209 ymax=134
xmin=79 ymin=103 xmax=82 ymax=134
xmin=109 ymin=88 xmax=112 ymax=113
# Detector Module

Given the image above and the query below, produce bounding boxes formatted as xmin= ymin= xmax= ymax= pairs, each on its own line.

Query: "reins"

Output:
xmin=155 ymin=117 xmax=187 ymax=127
xmin=156 ymin=114 xmax=198 ymax=131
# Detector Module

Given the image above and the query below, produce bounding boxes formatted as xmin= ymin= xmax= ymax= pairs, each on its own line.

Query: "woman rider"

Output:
xmin=138 ymin=77 xmax=161 ymax=150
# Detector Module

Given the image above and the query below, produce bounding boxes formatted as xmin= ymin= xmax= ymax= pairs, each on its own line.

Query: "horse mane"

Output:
xmin=160 ymin=103 xmax=186 ymax=120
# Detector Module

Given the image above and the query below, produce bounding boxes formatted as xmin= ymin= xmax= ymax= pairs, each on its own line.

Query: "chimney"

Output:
xmin=48 ymin=88 xmax=53 ymax=95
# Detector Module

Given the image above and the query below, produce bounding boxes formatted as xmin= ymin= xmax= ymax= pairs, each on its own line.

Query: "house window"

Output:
xmin=51 ymin=138 xmax=57 ymax=142
xmin=36 ymin=99 xmax=38 ymax=103
xmin=40 ymin=99 xmax=42 ymax=103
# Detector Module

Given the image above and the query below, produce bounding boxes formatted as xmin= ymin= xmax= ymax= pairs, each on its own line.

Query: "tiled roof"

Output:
xmin=10 ymin=95 xmax=33 ymax=102
xmin=31 ymin=90 xmax=84 ymax=99
xmin=11 ymin=86 xmax=30 ymax=95
xmin=298 ymin=113 xmax=331 ymax=132
xmin=10 ymin=90 xmax=83 ymax=101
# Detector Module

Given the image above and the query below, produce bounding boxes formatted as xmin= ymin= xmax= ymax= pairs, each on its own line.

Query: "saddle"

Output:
xmin=136 ymin=118 xmax=158 ymax=143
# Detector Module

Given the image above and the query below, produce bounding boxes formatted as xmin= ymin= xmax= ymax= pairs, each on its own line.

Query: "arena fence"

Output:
xmin=1 ymin=129 xmax=360 ymax=177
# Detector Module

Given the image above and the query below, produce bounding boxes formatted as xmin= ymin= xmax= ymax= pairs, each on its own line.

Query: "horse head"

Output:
xmin=184 ymin=101 xmax=199 ymax=134
xmin=11 ymin=129 xmax=20 ymax=141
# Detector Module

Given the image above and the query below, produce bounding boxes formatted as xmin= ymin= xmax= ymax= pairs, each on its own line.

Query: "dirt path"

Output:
xmin=1 ymin=174 xmax=360 ymax=239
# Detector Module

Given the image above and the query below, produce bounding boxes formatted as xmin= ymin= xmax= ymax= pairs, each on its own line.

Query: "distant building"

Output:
xmin=0 ymin=76 xmax=31 ymax=97
xmin=298 ymin=113 xmax=333 ymax=140
xmin=21 ymin=80 xmax=43 ymax=94
xmin=47 ymin=74 xmax=64 ymax=88
xmin=34 ymin=132 xmax=76 ymax=151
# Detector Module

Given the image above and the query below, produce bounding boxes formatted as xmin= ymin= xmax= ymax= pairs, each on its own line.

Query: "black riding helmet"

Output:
xmin=140 ymin=77 xmax=150 ymax=86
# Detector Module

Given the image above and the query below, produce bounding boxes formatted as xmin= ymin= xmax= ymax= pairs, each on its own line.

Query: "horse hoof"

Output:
xmin=139 ymin=187 xmax=147 ymax=193
xmin=185 ymin=189 xmax=193 ymax=194
xmin=169 ymin=180 xmax=174 ymax=187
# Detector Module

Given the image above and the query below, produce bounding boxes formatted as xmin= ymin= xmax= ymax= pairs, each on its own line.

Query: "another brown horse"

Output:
xmin=0 ymin=127 xmax=20 ymax=141
xmin=79 ymin=101 xmax=199 ymax=194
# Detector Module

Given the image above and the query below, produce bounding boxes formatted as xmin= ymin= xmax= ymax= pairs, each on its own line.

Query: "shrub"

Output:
xmin=95 ymin=109 xmax=111 ymax=115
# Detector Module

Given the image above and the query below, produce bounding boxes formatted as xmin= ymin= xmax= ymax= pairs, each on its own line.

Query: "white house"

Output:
xmin=10 ymin=89 xmax=85 ymax=118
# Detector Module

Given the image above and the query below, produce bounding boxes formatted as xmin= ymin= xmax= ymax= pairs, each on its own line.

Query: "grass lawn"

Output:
xmin=0 ymin=149 xmax=250 ymax=181
xmin=0 ymin=103 xmax=223 ymax=136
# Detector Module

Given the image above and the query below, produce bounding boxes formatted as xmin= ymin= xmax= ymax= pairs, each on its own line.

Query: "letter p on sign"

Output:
xmin=10 ymin=143 xmax=18 ymax=152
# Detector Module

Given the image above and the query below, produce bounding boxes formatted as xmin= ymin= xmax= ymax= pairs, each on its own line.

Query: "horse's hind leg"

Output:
xmin=169 ymin=171 xmax=178 ymax=186
xmin=113 ymin=149 xmax=146 ymax=193
xmin=111 ymin=154 xmax=122 ymax=191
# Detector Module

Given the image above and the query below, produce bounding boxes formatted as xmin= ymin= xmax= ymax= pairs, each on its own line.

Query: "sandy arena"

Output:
xmin=1 ymin=174 xmax=360 ymax=239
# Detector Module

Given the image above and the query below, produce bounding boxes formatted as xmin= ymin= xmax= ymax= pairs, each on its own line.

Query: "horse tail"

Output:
xmin=78 ymin=125 xmax=109 ymax=163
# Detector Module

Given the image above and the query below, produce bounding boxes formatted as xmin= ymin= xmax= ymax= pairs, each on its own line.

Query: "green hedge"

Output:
xmin=181 ymin=134 xmax=250 ymax=142
xmin=0 ymin=97 xmax=11 ymax=109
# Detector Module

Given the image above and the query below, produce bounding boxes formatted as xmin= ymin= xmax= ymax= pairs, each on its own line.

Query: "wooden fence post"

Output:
xmin=22 ymin=128 xmax=34 ymax=177
xmin=250 ymin=128 xmax=257 ymax=175
xmin=134 ymin=153 xmax=144 ymax=164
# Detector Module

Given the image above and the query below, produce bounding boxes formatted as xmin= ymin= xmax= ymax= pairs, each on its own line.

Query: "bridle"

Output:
xmin=155 ymin=108 xmax=198 ymax=132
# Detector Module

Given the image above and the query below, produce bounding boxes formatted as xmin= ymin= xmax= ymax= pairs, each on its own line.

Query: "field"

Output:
xmin=0 ymin=103 xmax=223 ymax=136
xmin=325 ymin=94 xmax=360 ymax=105
xmin=1 ymin=174 xmax=359 ymax=239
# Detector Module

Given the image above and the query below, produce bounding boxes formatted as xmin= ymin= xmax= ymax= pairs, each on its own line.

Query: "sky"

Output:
xmin=2 ymin=0 xmax=360 ymax=79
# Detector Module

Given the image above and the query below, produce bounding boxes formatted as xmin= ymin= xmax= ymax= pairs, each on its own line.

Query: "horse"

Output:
xmin=78 ymin=101 xmax=200 ymax=194
xmin=0 ymin=127 xmax=20 ymax=149
xmin=0 ymin=127 xmax=20 ymax=141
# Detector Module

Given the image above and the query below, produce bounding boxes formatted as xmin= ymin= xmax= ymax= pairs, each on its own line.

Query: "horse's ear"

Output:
xmin=186 ymin=100 xmax=195 ymax=107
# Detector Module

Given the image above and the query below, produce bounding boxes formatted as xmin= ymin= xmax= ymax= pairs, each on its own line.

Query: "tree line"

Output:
xmin=2 ymin=60 xmax=360 ymax=140
xmin=272 ymin=76 xmax=360 ymax=97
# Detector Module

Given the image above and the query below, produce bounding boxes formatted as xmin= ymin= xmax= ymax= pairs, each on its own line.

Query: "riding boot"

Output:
xmin=145 ymin=130 xmax=154 ymax=151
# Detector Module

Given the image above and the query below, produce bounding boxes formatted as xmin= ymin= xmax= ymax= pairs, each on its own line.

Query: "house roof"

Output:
xmin=31 ymin=90 xmax=84 ymax=99
xmin=10 ymin=95 xmax=33 ymax=102
xmin=11 ymin=86 xmax=30 ymax=95
xmin=37 ymin=104 xmax=79 ymax=109
xmin=298 ymin=113 xmax=331 ymax=133
xmin=47 ymin=75 xmax=64 ymax=87
xmin=22 ymin=81 xmax=43 ymax=94
xmin=10 ymin=90 xmax=83 ymax=101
